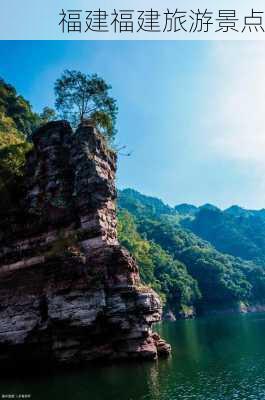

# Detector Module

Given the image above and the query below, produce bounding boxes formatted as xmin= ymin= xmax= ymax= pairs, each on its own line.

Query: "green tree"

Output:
xmin=54 ymin=70 xmax=118 ymax=142
xmin=39 ymin=107 xmax=56 ymax=124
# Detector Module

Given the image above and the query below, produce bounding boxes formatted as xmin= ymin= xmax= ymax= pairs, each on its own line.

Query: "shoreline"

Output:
xmin=163 ymin=303 xmax=265 ymax=321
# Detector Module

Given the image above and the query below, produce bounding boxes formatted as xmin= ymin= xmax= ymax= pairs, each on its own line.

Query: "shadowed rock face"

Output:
xmin=0 ymin=121 xmax=170 ymax=370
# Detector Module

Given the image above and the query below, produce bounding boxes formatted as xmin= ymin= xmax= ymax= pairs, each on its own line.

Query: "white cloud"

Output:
xmin=205 ymin=42 xmax=265 ymax=165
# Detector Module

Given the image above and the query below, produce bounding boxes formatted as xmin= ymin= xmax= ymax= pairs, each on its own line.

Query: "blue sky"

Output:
xmin=1 ymin=40 xmax=265 ymax=210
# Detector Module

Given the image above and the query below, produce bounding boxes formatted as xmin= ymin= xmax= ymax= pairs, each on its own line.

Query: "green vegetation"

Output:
xmin=39 ymin=107 xmax=57 ymax=124
xmin=45 ymin=230 xmax=79 ymax=259
xmin=0 ymin=81 xmax=34 ymax=212
xmin=54 ymin=70 xmax=118 ymax=142
xmin=0 ymin=78 xmax=56 ymax=213
xmin=118 ymin=189 xmax=265 ymax=315
xmin=0 ymin=78 xmax=41 ymax=138
xmin=118 ymin=188 xmax=174 ymax=219
xmin=118 ymin=210 xmax=200 ymax=315
xmin=2 ymin=76 xmax=265 ymax=318
xmin=184 ymin=206 xmax=265 ymax=265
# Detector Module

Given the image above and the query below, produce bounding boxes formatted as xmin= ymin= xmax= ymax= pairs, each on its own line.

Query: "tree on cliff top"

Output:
xmin=54 ymin=70 xmax=118 ymax=142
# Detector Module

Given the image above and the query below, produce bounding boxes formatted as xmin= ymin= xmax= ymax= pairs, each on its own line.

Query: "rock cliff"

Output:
xmin=0 ymin=120 xmax=170 ymax=370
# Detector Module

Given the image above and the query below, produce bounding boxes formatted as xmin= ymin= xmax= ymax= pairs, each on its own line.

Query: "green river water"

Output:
xmin=2 ymin=313 xmax=265 ymax=400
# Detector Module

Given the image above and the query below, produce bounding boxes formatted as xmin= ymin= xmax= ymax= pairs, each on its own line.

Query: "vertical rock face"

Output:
xmin=0 ymin=121 xmax=170 ymax=369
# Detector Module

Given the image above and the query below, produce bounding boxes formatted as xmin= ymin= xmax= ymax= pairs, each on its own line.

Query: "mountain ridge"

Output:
xmin=118 ymin=188 xmax=265 ymax=317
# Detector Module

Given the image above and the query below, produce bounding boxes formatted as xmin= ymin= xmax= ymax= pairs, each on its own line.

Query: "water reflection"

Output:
xmin=1 ymin=313 xmax=265 ymax=400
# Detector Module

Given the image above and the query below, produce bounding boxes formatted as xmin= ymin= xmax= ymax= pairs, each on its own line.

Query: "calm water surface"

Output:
xmin=2 ymin=313 xmax=265 ymax=400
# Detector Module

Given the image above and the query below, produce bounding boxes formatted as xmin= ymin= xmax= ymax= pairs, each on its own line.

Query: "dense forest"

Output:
xmin=181 ymin=204 xmax=265 ymax=264
xmin=118 ymin=189 xmax=265 ymax=316
xmin=2 ymin=77 xmax=265 ymax=319
xmin=0 ymin=79 xmax=37 ymax=214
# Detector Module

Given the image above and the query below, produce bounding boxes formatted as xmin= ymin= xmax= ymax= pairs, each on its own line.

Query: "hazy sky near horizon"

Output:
xmin=1 ymin=40 xmax=265 ymax=210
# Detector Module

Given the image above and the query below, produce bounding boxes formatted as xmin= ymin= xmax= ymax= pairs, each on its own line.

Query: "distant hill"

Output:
xmin=182 ymin=205 xmax=265 ymax=264
xmin=199 ymin=203 xmax=220 ymax=212
xmin=118 ymin=188 xmax=174 ymax=218
xmin=175 ymin=204 xmax=197 ymax=215
xmin=224 ymin=205 xmax=265 ymax=218
xmin=118 ymin=188 xmax=265 ymax=316
xmin=119 ymin=189 xmax=265 ymax=265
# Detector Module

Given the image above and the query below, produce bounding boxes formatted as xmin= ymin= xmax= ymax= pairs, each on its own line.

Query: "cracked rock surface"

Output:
xmin=0 ymin=120 xmax=170 ymax=370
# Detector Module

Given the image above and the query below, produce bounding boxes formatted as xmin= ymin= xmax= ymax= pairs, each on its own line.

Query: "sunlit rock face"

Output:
xmin=0 ymin=120 xmax=170 ymax=370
